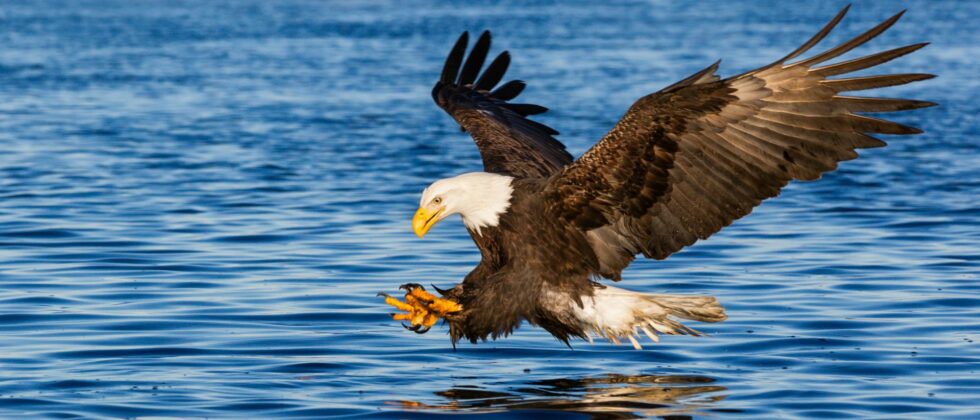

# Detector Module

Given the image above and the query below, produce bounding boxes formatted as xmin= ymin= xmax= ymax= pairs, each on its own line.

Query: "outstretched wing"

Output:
xmin=547 ymin=6 xmax=936 ymax=278
xmin=432 ymin=31 xmax=573 ymax=178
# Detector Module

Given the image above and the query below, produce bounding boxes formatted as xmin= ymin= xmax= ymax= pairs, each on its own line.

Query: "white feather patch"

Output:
xmin=420 ymin=172 xmax=514 ymax=235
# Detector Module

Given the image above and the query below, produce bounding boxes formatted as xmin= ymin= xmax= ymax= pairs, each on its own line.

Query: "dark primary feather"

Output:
xmin=475 ymin=51 xmax=510 ymax=91
xmin=545 ymin=6 xmax=936 ymax=277
xmin=503 ymin=103 xmax=549 ymax=116
xmin=458 ymin=31 xmax=492 ymax=86
xmin=440 ymin=32 xmax=468 ymax=84
xmin=490 ymin=80 xmax=526 ymax=100
xmin=432 ymin=31 xmax=573 ymax=178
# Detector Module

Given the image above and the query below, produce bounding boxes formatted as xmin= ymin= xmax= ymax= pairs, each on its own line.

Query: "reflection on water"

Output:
xmin=394 ymin=374 xmax=728 ymax=418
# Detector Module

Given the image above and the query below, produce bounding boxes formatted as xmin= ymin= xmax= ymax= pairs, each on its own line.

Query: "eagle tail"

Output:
xmin=575 ymin=285 xmax=726 ymax=350
xmin=645 ymin=293 xmax=728 ymax=324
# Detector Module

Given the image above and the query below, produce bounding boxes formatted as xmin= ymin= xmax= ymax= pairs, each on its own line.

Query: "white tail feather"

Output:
xmin=572 ymin=285 xmax=726 ymax=348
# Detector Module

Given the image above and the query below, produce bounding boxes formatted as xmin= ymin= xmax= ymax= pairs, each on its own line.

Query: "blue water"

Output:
xmin=0 ymin=0 xmax=977 ymax=418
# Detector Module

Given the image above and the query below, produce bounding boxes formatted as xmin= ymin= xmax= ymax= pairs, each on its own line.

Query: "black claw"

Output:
xmin=431 ymin=284 xmax=449 ymax=295
xmin=399 ymin=283 xmax=424 ymax=292
xmin=401 ymin=323 xmax=430 ymax=334
xmin=377 ymin=292 xmax=391 ymax=298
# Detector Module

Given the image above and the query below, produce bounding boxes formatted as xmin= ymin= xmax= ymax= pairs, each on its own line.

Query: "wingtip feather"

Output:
xmin=793 ymin=8 xmax=908 ymax=68
xmin=490 ymin=80 xmax=526 ymax=100
xmin=458 ymin=31 xmax=492 ymax=86
xmin=475 ymin=51 xmax=511 ymax=91
xmin=773 ymin=4 xmax=851 ymax=65
xmin=440 ymin=31 xmax=469 ymax=84
xmin=821 ymin=73 xmax=936 ymax=91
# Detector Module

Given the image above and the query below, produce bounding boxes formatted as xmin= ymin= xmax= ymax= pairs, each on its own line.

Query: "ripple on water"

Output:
xmin=0 ymin=0 xmax=977 ymax=418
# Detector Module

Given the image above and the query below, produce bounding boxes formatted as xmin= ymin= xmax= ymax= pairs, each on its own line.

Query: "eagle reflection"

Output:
xmin=394 ymin=374 xmax=728 ymax=418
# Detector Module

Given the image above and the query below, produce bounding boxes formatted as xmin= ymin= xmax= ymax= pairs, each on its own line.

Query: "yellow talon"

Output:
xmin=410 ymin=309 xmax=428 ymax=326
xmin=428 ymin=298 xmax=462 ymax=314
xmin=404 ymin=293 xmax=421 ymax=305
xmin=408 ymin=287 xmax=440 ymax=302
xmin=379 ymin=285 xmax=463 ymax=332
xmin=422 ymin=313 xmax=439 ymax=328
xmin=384 ymin=296 xmax=415 ymax=313
xmin=408 ymin=288 xmax=462 ymax=314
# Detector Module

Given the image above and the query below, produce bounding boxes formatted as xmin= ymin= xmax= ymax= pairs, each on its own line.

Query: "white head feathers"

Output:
xmin=420 ymin=172 xmax=514 ymax=234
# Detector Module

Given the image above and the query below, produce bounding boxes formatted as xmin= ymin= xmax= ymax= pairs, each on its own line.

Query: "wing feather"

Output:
xmin=820 ymin=73 xmax=934 ymax=91
xmin=546 ymin=6 xmax=936 ymax=276
xmin=440 ymin=32 xmax=468 ymax=84
xmin=791 ymin=10 xmax=905 ymax=68
xmin=811 ymin=43 xmax=929 ymax=76
xmin=475 ymin=52 xmax=510 ymax=91
xmin=458 ymin=31 xmax=491 ymax=86
xmin=432 ymin=31 xmax=572 ymax=178
xmin=490 ymin=80 xmax=526 ymax=100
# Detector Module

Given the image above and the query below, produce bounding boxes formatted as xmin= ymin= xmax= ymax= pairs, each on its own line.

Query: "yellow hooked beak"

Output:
xmin=412 ymin=206 xmax=445 ymax=238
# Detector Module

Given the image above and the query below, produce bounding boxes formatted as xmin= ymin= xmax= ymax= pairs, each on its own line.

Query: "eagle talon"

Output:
xmin=402 ymin=323 xmax=431 ymax=334
xmin=399 ymin=283 xmax=424 ymax=292
xmin=380 ymin=285 xmax=463 ymax=332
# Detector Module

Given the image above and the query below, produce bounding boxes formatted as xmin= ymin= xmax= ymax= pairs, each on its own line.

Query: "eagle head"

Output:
xmin=413 ymin=172 xmax=514 ymax=237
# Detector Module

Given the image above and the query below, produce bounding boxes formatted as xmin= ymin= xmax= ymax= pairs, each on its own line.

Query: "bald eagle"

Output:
xmin=381 ymin=6 xmax=935 ymax=349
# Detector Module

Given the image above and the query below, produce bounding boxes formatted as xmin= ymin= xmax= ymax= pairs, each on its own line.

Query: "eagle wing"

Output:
xmin=432 ymin=31 xmax=573 ymax=178
xmin=546 ymin=6 xmax=936 ymax=277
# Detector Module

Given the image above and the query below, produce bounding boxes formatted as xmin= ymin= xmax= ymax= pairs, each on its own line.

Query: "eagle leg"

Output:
xmin=379 ymin=284 xmax=462 ymax=334
xmin=400 ymin=283 xmax=463 ymax=314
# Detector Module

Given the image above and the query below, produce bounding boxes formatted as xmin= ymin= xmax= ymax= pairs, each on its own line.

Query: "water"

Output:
xmin=0 ymin=0 xmax=977 ymax=418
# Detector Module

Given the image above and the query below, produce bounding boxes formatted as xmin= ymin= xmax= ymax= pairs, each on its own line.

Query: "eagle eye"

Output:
xmin=433 ymin=197 xmax=443 ymax=204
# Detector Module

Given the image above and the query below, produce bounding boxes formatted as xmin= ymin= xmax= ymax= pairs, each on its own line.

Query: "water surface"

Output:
xmin=0 ymin=0 xmax=978 ymax=418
